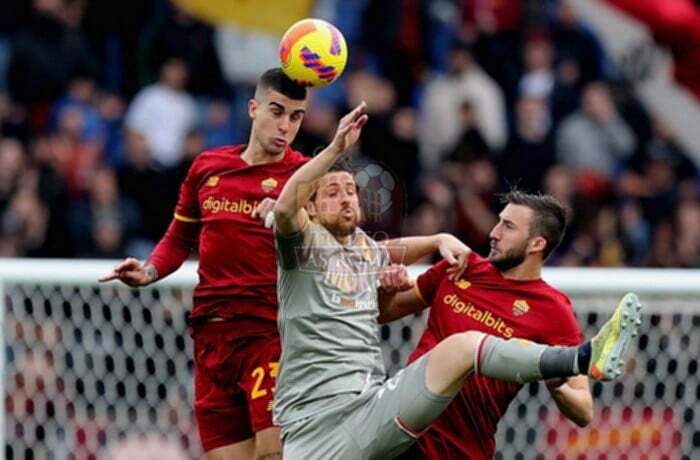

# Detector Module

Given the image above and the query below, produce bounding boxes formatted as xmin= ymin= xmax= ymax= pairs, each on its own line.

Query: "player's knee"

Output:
xmin=446 ymin=330 xmax=486 ymax=368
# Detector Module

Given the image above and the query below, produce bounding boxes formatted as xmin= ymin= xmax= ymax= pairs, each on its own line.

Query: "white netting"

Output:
xmin=2 ymin=261 xmax=699 ymax=459
xmin=4 ymin=283 xmax=197 ymax=460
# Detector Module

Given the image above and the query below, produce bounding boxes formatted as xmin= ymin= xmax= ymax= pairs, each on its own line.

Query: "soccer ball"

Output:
xmin=279 ymin=18 xmax=348 ymax=88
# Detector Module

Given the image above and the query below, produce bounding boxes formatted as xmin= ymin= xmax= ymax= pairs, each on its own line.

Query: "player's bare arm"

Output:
xmin=545 ymin=374 xmax=594 ymax=427
xmin=384 ymin=233 xmax=471 ymax=280
xmin=377 ymin=265 xmax=430 ymax=324
xmin=274 ymin=101 xmax=367 ymax=236
xmin=98 ymin=258 xmax=158 ymax=287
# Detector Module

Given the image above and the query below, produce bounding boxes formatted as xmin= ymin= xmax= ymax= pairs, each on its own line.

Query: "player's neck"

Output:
xmin=335 ymin=234 xmax=351 ymax=244
xmin=499 ymin=259 xmax=542 ymax=281
xmin=240 ymin=142 xmax=285 ymax=165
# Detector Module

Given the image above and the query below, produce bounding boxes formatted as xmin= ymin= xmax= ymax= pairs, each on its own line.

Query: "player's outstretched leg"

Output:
xmin=424 ymin=293 xmax=643 ymax=396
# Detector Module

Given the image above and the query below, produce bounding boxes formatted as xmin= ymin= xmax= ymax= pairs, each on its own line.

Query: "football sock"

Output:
xmin=477 ymin=336 xmax=585 ymax=384
xmin=539 ymin=346 xmax=579 ymax=379
xmin=576 ymin=342 xmax=592 ymax=374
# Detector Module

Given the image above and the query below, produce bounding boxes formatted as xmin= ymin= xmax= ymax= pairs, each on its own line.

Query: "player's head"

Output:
xmin=248 ymin=68 xmax=308 ymax=154
xmin=488 ymin=190 xmax=567 ymax=271
xmin=307 ymin=156 xmax=362 ymax=239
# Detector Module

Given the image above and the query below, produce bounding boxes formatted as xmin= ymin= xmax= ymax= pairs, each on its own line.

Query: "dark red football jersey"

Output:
xmin=409 ymin=252 xmax=582 ymax=460
xmin=175 ymin=145 xmax=308 ymax=321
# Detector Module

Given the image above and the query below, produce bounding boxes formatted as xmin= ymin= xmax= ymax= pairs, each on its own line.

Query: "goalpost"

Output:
xmin=1 ymin=259 xmax=698 ymax=459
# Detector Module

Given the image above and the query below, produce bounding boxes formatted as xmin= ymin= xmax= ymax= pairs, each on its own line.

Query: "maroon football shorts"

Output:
xmin=190 ymin=319 xmax=280 ymax=452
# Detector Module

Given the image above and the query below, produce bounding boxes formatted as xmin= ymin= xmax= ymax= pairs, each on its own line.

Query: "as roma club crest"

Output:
xmin=455 ymin=279 xmax=471 ymax=290
xmin=206 ymin=176 xmax=220 ymax=187
xmin=512 ymin=299 xmax=531 ymax=317
xmin=261 ymin=177 xmax=278 ymax=193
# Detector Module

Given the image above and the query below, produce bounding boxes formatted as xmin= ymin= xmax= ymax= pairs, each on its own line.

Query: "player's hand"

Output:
xmin=378 ymin=264 xmax=413 ymax=296
xmin=437 ymin=234 xmax=470 ymax=281
xmin=253 ymin=197 xmax=277 ymax=228
xmin=329 ymin=101 xmax=368 ymax=153
xmin=98 ymin=258 xmax=157 ymax=287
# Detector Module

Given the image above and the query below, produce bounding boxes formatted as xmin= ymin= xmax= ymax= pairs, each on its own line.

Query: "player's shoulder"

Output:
xmin=187 ymin=145 xmax=244 ymax=173
xmin=195 ymin=145 xmax=245 ymax=163
xmin=288 ymin=147 xmax=310 ymax=161
xmin=535 ymin=280 xmax=574 ymax=310
xmin=280 ymin=147 xmax=311 ymax=169
xmin=466 ymin=252 xmax=495 ymax=276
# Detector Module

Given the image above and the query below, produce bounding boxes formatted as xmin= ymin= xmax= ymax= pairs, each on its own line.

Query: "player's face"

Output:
xmin=488 ymin=204 xmax=535 ymax=271
xmin=249 ymin=89 xmax=307 ymax=154
xmin=310 ymin=171 xmax=361 ymax=238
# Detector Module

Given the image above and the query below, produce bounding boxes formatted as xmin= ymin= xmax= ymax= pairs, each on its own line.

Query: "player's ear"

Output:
xmin=248 ymin=99 xmax=257 ymax=119
xmin=529 ymin=236 xmax=547 ymax=255
xmin=306 ymin=200 xmax=318 ymax=218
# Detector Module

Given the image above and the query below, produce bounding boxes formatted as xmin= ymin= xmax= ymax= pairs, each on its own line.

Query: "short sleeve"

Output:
xmin=415 ymin=260 xmax=450 ymax=305
xmin=274 ymin=219 xmax=318 ymax=270
xmin=275 ymin=231 xmax=305 ymax=270
xmin=174 ymin=160 xmax=201 ymax=223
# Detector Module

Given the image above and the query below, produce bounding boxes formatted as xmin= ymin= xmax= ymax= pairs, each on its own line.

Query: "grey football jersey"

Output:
xmin=273 ymin=220 xmax=390 ymax=425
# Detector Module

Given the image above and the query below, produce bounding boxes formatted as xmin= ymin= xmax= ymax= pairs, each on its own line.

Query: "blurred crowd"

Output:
xmin=0 ymin=0 xmax=699 ymax=267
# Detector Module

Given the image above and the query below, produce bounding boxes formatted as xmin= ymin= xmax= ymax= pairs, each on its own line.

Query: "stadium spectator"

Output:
xmin=201 ymin=99 xmax=237 ymax=150
xmin=449 ymin=157 xmax=500 ymax=255
xmin=0 ymin=139 xmax=50 ymax=257
xmin=47 ymin=105 xmax=101 ymax=199
xmin=448 ymin=101 xmax=493 ymax=164
xmin=7 ymin=0 xmax=95 ymax=111
xmin=551 ymin=2 xmax=608 ymax=86
xmin=419 ymin=42 xmax=506 ymax=172
xmin=68 ymin=167 xmax=139 ymax=258
xmin=519 ymin=35 xmax=556 ymax=99
xmin=672 ymin=199 xmax=700 ymax=267
xmin=556 ymin=82 xmax=636 ymax=198
xmin=139 ymin=0 xmax=226 ymax=97
xmin=49 ymin=75 xmax=103 ymax=143
xmin=345 ymin=71 xmax=397 ymax=163
xmin=97 ymin=91 xmax=127 ymax=168
xmin=499 ymin=96 xmax=555 ymax=193
xmin=116 ymin=130 xmax=171 ymax=252
xmin=124 ymin=58 xmax=196 ymax=167
xmin=0 ymin=137 xmax=25 ymax=215
xmin=387 ymin=106 xmax=422 ymax=206
xmin=618 ymin=199 xmax=652 ymax=265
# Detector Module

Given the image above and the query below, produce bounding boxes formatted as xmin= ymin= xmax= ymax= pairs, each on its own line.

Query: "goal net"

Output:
xmin=1 ymin=260 xmax=698 ymax=459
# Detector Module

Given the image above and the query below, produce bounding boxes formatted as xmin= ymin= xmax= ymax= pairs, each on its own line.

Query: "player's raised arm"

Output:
xmin=384 ymin=233 xmax=471 ymax=281
xmin=274 ymin=101 xmax=367 ymax=235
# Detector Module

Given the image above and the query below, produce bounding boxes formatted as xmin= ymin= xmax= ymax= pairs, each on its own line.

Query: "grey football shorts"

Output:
xmin=281 ymin=353 xmax=453 ymax=460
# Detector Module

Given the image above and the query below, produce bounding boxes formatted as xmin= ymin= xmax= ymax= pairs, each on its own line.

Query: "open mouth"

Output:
xmin=272 ymin=137 xmax=287 ymax=147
